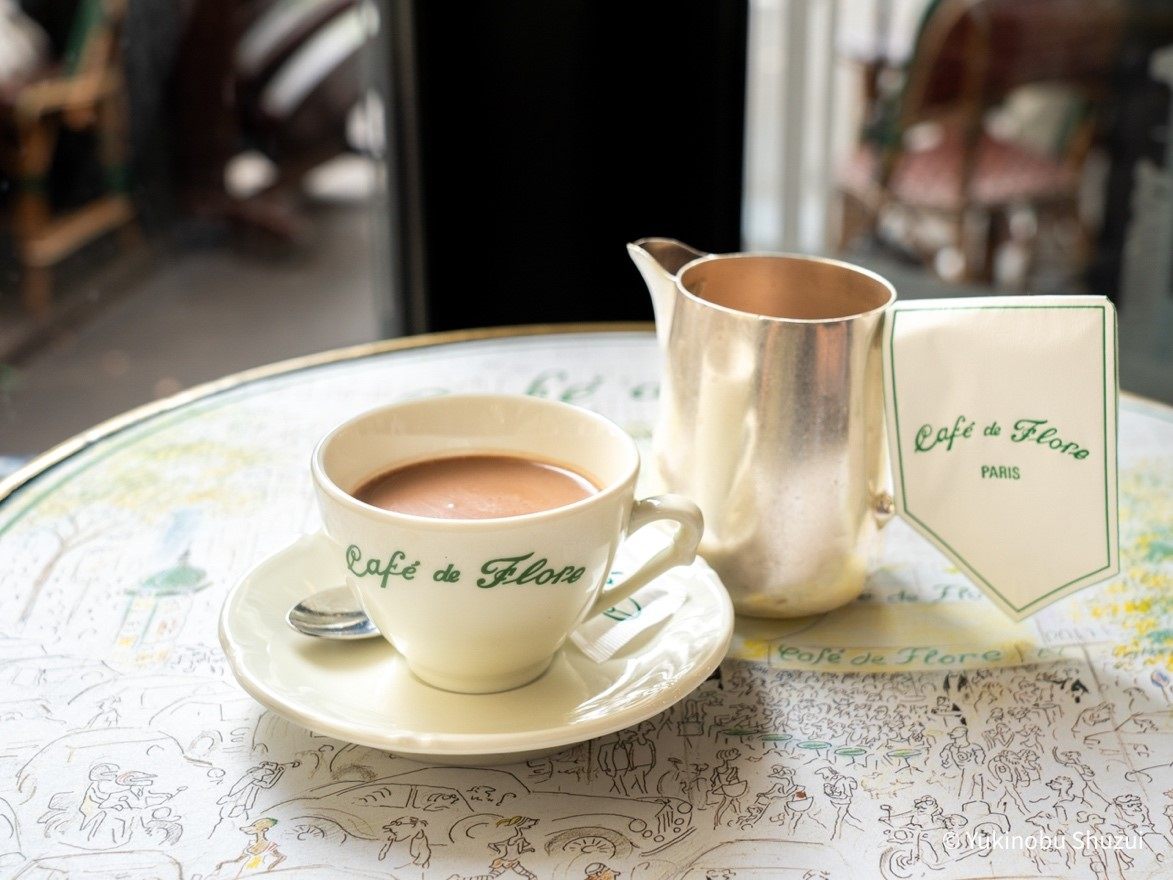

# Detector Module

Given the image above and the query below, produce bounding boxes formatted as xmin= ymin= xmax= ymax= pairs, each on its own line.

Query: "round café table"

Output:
xmin=796 ymin=740 xmax=834 ymax=764
xmin=1 ymin=325 xmax=1170 ymax=880
xmin=834 ymin=746 xmax=868 ymax=767
xmin=885 ymin=747 xmax=924 ymax=775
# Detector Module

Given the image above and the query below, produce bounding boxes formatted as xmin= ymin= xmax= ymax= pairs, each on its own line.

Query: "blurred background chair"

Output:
xmin=0 ymin=0 xmax=137 ymax=314
xmin=0 ymin=0 xmax=134 ymax=315
xmin=176 ymin=0 xmax=374 ymax=244
xmin=837 ymin=0 xmax=1128 ymax=288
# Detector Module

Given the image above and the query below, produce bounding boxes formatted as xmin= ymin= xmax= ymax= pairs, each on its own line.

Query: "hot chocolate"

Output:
xmin=354 ymin=454 xmax=599 ymax=519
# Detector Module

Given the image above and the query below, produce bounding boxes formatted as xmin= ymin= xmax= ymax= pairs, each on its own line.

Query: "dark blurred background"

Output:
xmin=392 ymin=1 xmax=746 ymax=330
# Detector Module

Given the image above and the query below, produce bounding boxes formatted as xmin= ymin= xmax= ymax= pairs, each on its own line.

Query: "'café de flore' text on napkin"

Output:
xmin=882 ymin=296 xmax=1118 ymax=621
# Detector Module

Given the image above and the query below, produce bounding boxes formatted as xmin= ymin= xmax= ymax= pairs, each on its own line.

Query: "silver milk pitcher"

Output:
xmin=629 ymin=238 xmax=896 ymax=617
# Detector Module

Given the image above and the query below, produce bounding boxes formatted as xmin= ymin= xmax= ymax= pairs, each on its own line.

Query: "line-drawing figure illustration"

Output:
xmin=938 ymin=727 xmax=987 ymax=799
xmin=878 ymin=796 xmax=1011 ymax=879
xmin=102 ymin=769 xmax=186 ymax=844
xmin=708 ymin=750 xmax=746 ymax=829
xmin=448 ymin=815 xmax=541 ymax=880
xmin=379 ymin=815 xmax=433 ymax=875
xmin=815 ymin=767 xmax=859 ymax=840
xmin=1054 ymin=747 xmax=1113 ymax=807
xmin=211 ymin=817 xmax=287 ymax=877
xmin=37 ymin=758 xmax=187 ymax=848
xmin=77 ymin=763 xmax=121 ymax=841
xmin=0 ymin=795 xmax=20 ymax=871
xmin=212 ymin=760 xmax=299 ymax=837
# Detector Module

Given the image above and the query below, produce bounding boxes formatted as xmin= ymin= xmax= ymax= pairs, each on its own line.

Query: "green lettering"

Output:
xmin=475 ymin=554 xmax=586 ymax=588
xmin=1010 ymin=418 xmax=1087 ymax=460
xmin=515 ymin=558 xmax=550 ymax=584
xmin=1011 ymin=418 xmax=1045 ymax=442
xmin=346 ymin=545 xmax=362 ymax=575
xmin=914 ymin=424 xmax=935 ymax=452
xmin=630 ymin=381 xmax=659 ymax=401
xmin=346 ymin=545 xmax=420 ymax=588
xmin=477 ymin=553 xmax=531 ymax=588
xmin=914 ymin=415 xmax=974 ymax=453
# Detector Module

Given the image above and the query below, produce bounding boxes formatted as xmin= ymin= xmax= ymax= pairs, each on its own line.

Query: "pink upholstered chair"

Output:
xmin=837 ymin=0 xmax=1128 ymax=286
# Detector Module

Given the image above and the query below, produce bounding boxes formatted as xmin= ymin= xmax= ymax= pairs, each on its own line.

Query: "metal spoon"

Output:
xmin=286 ymin=587 xmax=380 ymax=640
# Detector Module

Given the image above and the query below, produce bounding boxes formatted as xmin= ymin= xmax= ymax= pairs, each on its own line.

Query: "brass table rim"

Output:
xmin=0 ymin=322 xmax=655 ymax=505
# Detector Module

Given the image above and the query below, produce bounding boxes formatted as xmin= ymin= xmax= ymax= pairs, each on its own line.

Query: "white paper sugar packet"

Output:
xmin=570 ymin=583 xmax=687 ymax=663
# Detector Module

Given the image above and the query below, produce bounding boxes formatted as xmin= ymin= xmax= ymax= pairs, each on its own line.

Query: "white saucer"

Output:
xmin=219 ymin=532 xmax=733 ymax=764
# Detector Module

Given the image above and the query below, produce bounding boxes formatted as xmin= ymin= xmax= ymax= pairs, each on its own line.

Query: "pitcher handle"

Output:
xmin=588 ymin=495 xmax=704 ymax=618
xmin=874 ymin=490 xmax=896 ymax=528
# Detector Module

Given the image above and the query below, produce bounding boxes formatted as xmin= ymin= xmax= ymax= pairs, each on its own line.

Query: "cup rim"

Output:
xmin=677 ymin=250 xmax=897 ymax=325
xmin=311 ymin=393 xmax=640 ymax=530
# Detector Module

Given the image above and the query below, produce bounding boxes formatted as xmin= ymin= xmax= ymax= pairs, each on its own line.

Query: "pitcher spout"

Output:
xmin=627 ymin=238 xmax=707 ymax=349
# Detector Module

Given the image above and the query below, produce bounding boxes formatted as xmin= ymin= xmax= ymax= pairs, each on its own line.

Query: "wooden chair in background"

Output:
xmin=1 ymin=0 xmax=135 ymax=316
xmin=837 ymin=0 xmax=1128 ymax=287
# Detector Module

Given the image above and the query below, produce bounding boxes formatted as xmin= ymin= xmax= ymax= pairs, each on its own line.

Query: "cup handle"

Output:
xmin=588 ymin=495 xmax=704 ymax=618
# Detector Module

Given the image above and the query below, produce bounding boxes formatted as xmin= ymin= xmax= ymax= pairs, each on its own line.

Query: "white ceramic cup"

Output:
xmin=311 ymin=394 xmax=704 ymax=694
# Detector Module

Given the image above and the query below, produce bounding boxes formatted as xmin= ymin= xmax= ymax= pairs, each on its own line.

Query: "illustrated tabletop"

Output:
xmin=1 ymin=328 xmax=1170 ymax=879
